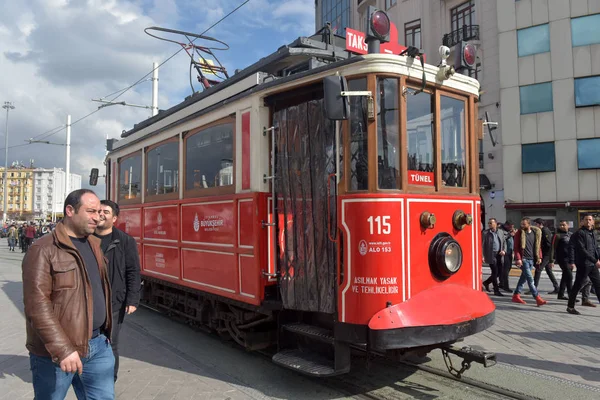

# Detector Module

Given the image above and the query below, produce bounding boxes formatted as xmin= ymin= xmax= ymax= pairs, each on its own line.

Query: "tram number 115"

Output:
xmin=367 ymin=216 xmax=391 ymax=235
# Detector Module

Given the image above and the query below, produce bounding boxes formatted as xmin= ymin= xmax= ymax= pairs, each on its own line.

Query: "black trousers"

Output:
xmin=484 ymin=253 xmax=503 ymax=292
xmin=534 ymin=254 xmax=559 ymax=290
xmin=501 ymin=251 xmax=513 ymax=290
xmin=111 ymin=307 xmax=125 ymax=382
xmin=558 ymin=262 xmax=573 ymax=297
xmin=568 ymin=265 xmax=600 ymax=308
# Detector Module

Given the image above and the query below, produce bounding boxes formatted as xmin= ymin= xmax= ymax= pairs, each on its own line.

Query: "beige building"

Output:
xmin=498 ymin=0 xmax=600 ymax=230
xmin=315 ymin=0 xmax=506 ymax=222
xmin=0 ymin=166 xmax=34 ymax=219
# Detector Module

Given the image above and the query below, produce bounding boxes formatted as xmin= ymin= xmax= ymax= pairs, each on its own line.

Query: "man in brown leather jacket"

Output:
xmin=22 ymin=189 xmax=114 ymax=399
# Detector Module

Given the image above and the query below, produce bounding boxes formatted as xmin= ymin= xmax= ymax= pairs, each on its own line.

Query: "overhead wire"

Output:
xmin=2 ymin=0 xmax=251 ymax=151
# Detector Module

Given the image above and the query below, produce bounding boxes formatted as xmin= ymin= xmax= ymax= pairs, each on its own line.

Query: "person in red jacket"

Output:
xmin=23 ymin=222 xmax=36 ymax=252
xmin=511 ymin=217 xmax=547 ymax=306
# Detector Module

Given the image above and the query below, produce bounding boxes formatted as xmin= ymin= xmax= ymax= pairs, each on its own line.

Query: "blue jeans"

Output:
xmin=513 ymin=258 xmax=539 ymax=298
xmin=29 ymin=334 xmax=115 ymax=400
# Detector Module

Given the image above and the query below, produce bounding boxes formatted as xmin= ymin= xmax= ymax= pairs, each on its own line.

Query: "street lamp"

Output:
xmin=2 ymin=101 xmax=15 ymax=224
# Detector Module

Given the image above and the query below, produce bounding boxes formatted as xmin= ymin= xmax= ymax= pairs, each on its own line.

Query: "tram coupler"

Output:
xmin=440 ymin=345 xmax=496 ymax=379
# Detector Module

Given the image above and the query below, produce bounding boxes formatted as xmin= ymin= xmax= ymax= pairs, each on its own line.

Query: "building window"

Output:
xmin=451 ymin=1 xmax=476 ymax=33
xmin=468 ymin=62 xmax=482 ymax=80
xmin=146 ymin=140 xmax=179 ymax=199
xmin=522 ymin=142 xmax=556 ymax=173
xmin=185 ymin=120 xmax=234 ymax=194
xmin=405 ymin=19 xmax=421 ymax=49
xmin=321 ymin=0 xmax=350 ymax=35
xmin=577 ymin=138 xmax=600 ymax=169
xmin=571 ymin=14 xmax=600 ymax=47
xmin=386 ymin=0 xmax=397 ymax=10
xmin=377 ymin=77 xmax=400 ymax=189
xmin=118 ymin=152 xmax=142 ymax=202
xmin=517 ymin=24 xmax=550 ymax=57
xmin=520 ymin=82 xmax=553 ymax=114
xmin=575 ymin=76 xmax=600 ymax=107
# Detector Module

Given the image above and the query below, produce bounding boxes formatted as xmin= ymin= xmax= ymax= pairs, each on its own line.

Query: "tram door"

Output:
xmin=269 ymin=86 xmax=338 ymax=314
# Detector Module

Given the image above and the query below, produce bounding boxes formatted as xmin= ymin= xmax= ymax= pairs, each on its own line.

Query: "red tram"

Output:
xmin=94 ymin=9 xmax=496 ymax=377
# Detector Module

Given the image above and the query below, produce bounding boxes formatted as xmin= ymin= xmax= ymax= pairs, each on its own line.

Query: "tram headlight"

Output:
xmin=429 ymin=233 xmax=463 ymax=279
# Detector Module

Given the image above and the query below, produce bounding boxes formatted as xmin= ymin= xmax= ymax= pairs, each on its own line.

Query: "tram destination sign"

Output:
xmin=345 ymin=23 xmax=426 ymax=61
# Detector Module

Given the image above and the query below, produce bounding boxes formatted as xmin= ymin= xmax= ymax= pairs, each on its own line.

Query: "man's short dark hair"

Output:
xmin=581 ymin=213 xmax=593 ymax=220
xmin=533 ymin=218 xmax=544 ymax=226
xmin=489 ymin=218 xmax=497 ymax=223
xmin=559 ymin=220 xmax=568 ymax=224
xmin=505 ymin=220 xmax=514 ymax=227
xmin=63 ymin=189 xmax=97 ymax=216
xmin=521 ymin=217 xmax=531 ymax=223
xmin=101 ymin=200 xmax=120 ymax=217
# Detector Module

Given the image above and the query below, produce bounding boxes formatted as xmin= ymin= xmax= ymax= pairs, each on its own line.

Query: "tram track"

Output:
xmin=136 ymin=302 xmax=539 ymax=400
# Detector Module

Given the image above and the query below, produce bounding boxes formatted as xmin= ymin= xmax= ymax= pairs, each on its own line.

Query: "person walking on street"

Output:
xmin=21 ymin=189 xmax=114 ymax=399
xmin=482 ymin=218 xmax=506 ymax=296
xmin=94 ymin=199 xmax=141 ymax=383
xmin=7 ymin=224 xmax=17 ymax=251
xmin=567 ymin=213 xmax=600 ymax=315
xmin=500 ymin=221 xmax=515 ymax=292
xmin=24 ymin=222 xmax=36 ymax=252
xmin=511 ymin=217 xmax=547 ymax=306
xmin=532 ymin=218 xmax=560 ymax=294
xmin=552 ymin=220 xmax=577 ymax=301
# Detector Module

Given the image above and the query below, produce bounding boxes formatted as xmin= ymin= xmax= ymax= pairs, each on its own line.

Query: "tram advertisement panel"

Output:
xmin=115 ymin=207 xmax=141 ymax=238
xmin=144 ymin=205 xmax=178 ymax=241
xmin=181 ymin=201 xmax=234 ymax=245
xmin=340 ymin=198 xmax=404 ymax=325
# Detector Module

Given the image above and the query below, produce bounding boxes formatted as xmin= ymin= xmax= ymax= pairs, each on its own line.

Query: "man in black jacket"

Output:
xmin=552 ymin=220 xmax=576 ymax=300
xmin=94 ymin=200 xmax=141 ymax=381
xmin=567 ymin=213 xmax=600 ymax=315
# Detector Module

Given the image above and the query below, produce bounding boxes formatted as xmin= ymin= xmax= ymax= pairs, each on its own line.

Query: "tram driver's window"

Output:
xmin=146 ymin=140 xmax=179 ymax=197
xmin=377 ymin=78 xmax=400 ymax=189
xmin=119 ymin=153 xmax=142 ymax=202
xmin=349 ymin=78 xmax=369 ymax=191
xmin=185 ymin=122 xmax=234 ymax=191
xmin=440 ymin=96 xmax=467 ymax=187
xmin=406 ymin=90 xmax=434 ymax=185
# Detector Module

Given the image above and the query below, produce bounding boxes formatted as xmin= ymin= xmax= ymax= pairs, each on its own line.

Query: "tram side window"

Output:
xmin=146 ymin=140 xmax=179 ymax=197
xmin=349 ymin=78 xmax=369 ymax=191
xmin=440 ymin=96 xmax=467 ymax=187
xmin=377 ymin=78 xmax=400 ymax=189
xmin=185 ymin=122 xmax=234 ymax=191
xmin=407 ymin=90 xmax=434 ymax=182
xmin=119 ymin=153 xmax=142 ymax=202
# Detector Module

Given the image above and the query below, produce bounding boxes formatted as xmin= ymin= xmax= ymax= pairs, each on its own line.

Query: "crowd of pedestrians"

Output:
xmin=482 ymin=214 xmax=600 ymax=314
xmin=2 ymin=221 xmax=55 ymax=252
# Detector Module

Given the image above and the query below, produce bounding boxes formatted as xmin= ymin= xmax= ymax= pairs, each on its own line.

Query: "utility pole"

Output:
xmin=65 ymin=114 xmax=71 ymax=199
xmin=152 ymin=62 xmax=159 ymax=117
xmin=2 ymin=101 xmax=15 ymax=224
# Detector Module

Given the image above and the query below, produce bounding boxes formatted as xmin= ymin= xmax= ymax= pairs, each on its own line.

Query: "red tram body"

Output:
xmin=100 ymin=13 xmax=496 ymax=377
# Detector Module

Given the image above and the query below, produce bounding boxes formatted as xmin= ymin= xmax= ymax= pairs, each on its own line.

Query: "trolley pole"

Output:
xmin=2 ymin=101 xmax=15 ymax=224
xmin=65 ymin=114 xmax=71 ymax=199
xmin=152 ymin=62 xmax=159 ymax=117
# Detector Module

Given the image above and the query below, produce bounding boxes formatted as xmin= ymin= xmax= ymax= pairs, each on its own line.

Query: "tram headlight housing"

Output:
xmin=429 ymin=232 xmax=463 ymax=279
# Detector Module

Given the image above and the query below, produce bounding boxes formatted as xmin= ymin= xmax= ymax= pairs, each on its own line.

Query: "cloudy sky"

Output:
xmin=0 ymin=0 xmax=315 ymax=196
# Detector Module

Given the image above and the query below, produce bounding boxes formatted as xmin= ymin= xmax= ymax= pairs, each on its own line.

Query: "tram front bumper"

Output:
xmin=367 ymin=284 xmax=496 ymax=351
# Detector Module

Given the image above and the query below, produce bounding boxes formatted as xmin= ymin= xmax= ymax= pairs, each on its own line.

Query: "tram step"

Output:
xmin=272 ymin=349 xmax=347 ymax=377
xmin=283 ymin=323 xmax=334 ymax=345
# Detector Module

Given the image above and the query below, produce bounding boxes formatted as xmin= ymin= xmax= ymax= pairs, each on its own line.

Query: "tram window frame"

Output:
xmin=439 ymin=92 xmax=469 ymax=191
xmin=376 ymin=75 xmax=401 ymax=190
xmin=183 ymin=116 xmax=236 ymax=198
xmin=405 ymin=83 xmax=436 ymax=193
xmin=344 ymin=75 xmax=371 ymax=192
xmin=117 ymin=151 xmax=143 ymax=205
xmin=144 ymin=136 xmax=180 ymax=203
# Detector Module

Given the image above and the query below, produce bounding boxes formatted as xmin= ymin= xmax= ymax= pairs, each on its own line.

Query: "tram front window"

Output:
xmin=377 ymin=78 xmax=400 ymax=189
xmin=349 ymin=78 xmax=369 ymax=191
xmin=440 ymin=96 xmax=467 ymax=187
xmin=407 ymin=90 xmax=434 ymax=186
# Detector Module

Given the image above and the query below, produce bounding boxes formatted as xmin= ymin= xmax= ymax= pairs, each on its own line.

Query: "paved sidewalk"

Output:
xmin=469 ymin=268 xmax=600 ymax=391
xmin=0 ymin=247 xmax=275 ymax=399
